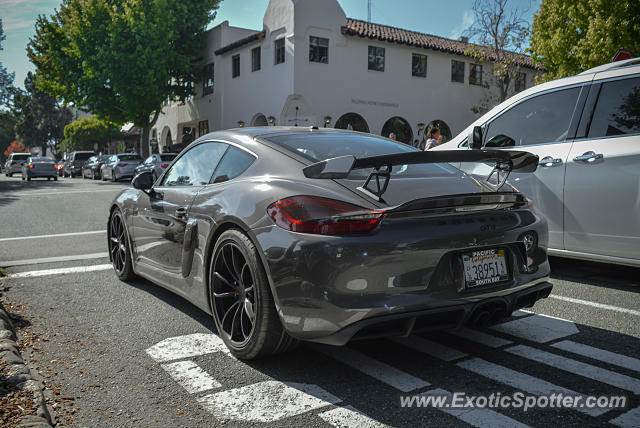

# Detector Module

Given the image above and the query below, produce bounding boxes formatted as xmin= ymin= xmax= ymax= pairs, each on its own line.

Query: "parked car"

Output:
xmin=64 ymin=151 xmax=95 ymax=178
xmin=108 ymin=127 xmax=550 ymax=359
xmin=4 ymin=152 xmax=31 ymax=177
xmin=134 ymin=153 xmax=178 ymax=182
xmin=434 ymin=57 xmax=640 ymax=267
xmin=81 ymin=155 xmax=109 ymax=180
xmin=100 ymin=153 xmax=142 ymax=182
xmin=21 ymin=156 xmax=58 ymax=181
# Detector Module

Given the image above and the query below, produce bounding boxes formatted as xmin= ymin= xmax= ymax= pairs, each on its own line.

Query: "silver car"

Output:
xmin=4 ymin=152 xmax=31 ymax=176
xmin=435 ymin=57 xmax=640 ymax=267
xmin=21 ymin=156 xmax=58 ymax=181
xmin=134 ymin=153 xmax=177 ymax=182
xmin=101 ymin=153 xmax=142 ymax=182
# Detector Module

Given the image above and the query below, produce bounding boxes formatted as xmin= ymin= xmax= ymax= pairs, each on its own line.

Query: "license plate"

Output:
xmin=462 ymin=248 xmax=510 ymax=288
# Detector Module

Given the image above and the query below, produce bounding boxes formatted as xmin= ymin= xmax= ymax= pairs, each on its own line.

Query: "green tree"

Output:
xmin=464 ymin=0 xmax=533 ymax=110
xmin=12 ymin=72 xmax=72 ymax=156
xmin=529 ymin=0 xmax=640 ymax=82
xmin=28 ymin=0 xmax=220 ymax=158
xmin=62 ymin=116 xmax=119 ymax=151
xmin=0 ymin=18 xmax=15 ymax=108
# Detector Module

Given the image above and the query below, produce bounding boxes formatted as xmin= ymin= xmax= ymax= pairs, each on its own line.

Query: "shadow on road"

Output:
xmin=550 ymin=256 xmax=640 ymax=291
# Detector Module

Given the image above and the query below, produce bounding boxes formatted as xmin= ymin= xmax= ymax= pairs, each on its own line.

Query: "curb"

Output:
xmin=0 ymin=300 xmax=56 ymax=428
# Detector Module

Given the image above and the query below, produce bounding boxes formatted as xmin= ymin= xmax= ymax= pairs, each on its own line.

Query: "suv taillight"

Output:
xmin=160 ymin=163 xmax=169 ymax=168
xmin=267 ymin=196 xmax=385 ymax=235
xmin=10 ymin=162 xmax=16 ymax=166
xmin=117 ymin=163 xmax=127 ymax=167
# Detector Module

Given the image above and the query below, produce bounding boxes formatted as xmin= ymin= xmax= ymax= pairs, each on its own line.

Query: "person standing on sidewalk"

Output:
xmin=424 ymin=127 xmax=442 ymax=150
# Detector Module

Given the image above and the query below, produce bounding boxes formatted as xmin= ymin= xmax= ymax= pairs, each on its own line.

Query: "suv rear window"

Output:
xmin=118 ymin=155 xmax=141 ymax=161
xmin=12 ymin=154 xmax=29 ymax=161
xmin=74 ymin=152 xmax=95 ymax=161
xmin=160 ymin=154 xmax=177 ymax=161
xmin=588 ymin=77 xmax=640 ymax=138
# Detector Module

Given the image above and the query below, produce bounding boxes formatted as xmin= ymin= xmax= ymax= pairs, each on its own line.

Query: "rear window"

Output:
xmin=588 ymin=76 xmax=640 ymax=138
xmin=74 ymin=152 xmax=94 ymax=160
xmin=160 ymin=154 xmax=177 ymax=161
xmin=262 ymin=132 xmax=458 ymax=178
xmin=118 ymin=155 xmax=141 ymax=161
xmin=30 ymin=157 xmax=53 ymax=162
xmin=12 ymin=154 xmax=29 ymax=161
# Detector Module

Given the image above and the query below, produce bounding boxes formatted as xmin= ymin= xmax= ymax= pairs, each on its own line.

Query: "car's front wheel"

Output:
xmin=109 ymin=208 xmax=136 ymax=281
xmin=209 ymin=229 xmax=297 ymax=360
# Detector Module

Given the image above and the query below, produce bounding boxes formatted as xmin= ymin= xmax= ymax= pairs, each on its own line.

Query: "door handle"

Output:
xmin=539 ymin=156 xmax=563 ymax=167
xmin=573 ymin=151 xmax=603 ymax=162
xmin=175 ymin=207 xmax=188 ymax=219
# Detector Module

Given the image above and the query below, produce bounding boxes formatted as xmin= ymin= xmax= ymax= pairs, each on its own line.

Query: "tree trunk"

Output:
xmin=140 ymin=124 xmax=150 ymax=158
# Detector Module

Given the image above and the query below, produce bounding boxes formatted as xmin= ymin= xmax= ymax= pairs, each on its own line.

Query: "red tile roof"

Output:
xmin=342 ymin=18 xmax=536 ymax=69
xmin=214 ymin=30 xmax=266 ymax=56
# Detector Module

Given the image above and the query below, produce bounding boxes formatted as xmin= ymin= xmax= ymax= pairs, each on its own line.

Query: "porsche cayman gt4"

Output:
xmin=108 ymin=127 xmax=551 ymax=359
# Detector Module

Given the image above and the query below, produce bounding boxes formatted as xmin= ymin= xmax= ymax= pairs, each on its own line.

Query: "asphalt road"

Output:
xmin=1 ymin=173 xmax=639 ymax=428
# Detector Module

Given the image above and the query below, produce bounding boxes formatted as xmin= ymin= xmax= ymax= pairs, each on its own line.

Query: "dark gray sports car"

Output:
xmin=108 ymin=127 xmax=551 ymax=359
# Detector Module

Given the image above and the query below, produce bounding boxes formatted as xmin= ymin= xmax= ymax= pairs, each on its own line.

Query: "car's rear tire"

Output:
xmin=209 ymin=229 xmax=297 ymax=360
xmin=27 ymin=176 xmax=31 ymax=181
xmin=111 ymin=171 xmax=116 ymax=182
xmin=108 ymin=208 xmax=136 ymax=281
xmin=54 ymin=177 xmax=57 ymax=181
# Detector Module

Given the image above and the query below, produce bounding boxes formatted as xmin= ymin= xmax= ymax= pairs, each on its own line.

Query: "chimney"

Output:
xmin=458 ymin=36 xmax=469 ymax=43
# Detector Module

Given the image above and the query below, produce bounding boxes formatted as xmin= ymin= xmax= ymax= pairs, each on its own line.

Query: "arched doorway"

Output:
xmin=426 ymin=120 xmax=452 ymax=143
xmin=251 ymin=113 xmax=269 ymax=127
xmin=334 ymin=113 xmax=370 ymax=133
xmin=381 ymin=117 xmax=413 ymax=144
xmin=161 ymin=127 xmax=173 ymax=153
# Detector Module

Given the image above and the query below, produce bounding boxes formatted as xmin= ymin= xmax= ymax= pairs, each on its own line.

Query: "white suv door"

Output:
xmin=563 ymin=73 xmax=640 ymax=263
xmin=475 ymin=86 xmax=585 ymax=250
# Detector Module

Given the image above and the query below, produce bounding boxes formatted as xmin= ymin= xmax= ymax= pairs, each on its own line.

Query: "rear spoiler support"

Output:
xmin=302 ymin=150 xmax=539 ymax=201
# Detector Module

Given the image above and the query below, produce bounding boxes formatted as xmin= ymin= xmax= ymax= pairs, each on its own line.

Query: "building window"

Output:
xmin=232 ymin=54 xmax=240 ymax=78
xmin=368 ymin=46 xmax=385 ymax=72
xmin=309 ymin=36 xmax=329 ymax=64
xmin=451 ymin=60 xmax=465 ymax=83
xmin=185 ymin=81 xmax=195 ymax=100
xmin=203 ymin=63 xmax=214 ymax=95
xmin=412 ymin=53 xmax=427 ymax=78
xmin=469 ymin=63 xmax=483 ymax=86
xmin=515 ymin=71 xmax=526 ymax=92
xmin=198 ymin=120 xmax=209 ymax=137
xmin=251 ymin=47 xmax=261 ymax=72
xmin=275 ymin=38 xmax=285 ymax=65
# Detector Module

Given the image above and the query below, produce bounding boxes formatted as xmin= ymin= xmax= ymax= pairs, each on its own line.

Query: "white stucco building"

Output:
xmin=151 ymin=0 xmax=537 ymax=152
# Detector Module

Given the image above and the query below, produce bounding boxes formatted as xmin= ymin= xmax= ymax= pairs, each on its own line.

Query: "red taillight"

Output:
xmin=267 ymin=196 xmax=385 ymax=235
xmin=10 ymin=162 xmax=16 ymax=166
xmin=29 ymin=164 xmax=34 ymax=168
xmin=97 ymin=163 xmax=102 ymax=168
xmin=54 ymin=164 xmax=58 ymax=168
xmin=161 ymin=163 xmax=169 ymax=168
xmin=117 ymin=163 xmax=127 ymax=167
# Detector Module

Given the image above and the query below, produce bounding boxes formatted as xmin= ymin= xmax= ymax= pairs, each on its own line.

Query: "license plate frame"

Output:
xmin=461 ymin=248 xmax=511 ymax=289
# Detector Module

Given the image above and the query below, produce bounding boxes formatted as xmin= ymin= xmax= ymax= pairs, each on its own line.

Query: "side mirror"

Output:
xmin=132 ymin=171 xmax=154 ymax=191
xmin=468 ymin=126 xmax=483 ymax=150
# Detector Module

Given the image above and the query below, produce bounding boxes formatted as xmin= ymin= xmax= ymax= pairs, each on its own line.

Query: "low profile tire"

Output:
xmin=54 ymin=176 xmax=57 ymax=181
xmin=27 ymin=176 xmax=31 ymax=181
xmin=209 ymin=229 xmax=297 ymax=360
xmin=111 ymin=171 xmax=116 ymax=182
xmin=21 ymin=176 xmax=24 ymax=181
xmin=108 ymin=208 xmax=136 ymax=281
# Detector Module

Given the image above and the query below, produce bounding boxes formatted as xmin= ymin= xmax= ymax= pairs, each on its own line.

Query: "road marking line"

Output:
xmin=512 ymin=310 xmax=531 ymax=317
xmin=0 ymin=230 xmax=106 ymax=242
xmin=197 ymin=381 xmax=341 ymax=423
xmin=13 ymin=189 xmax=121 ymax=196
xmin=610 ymin=406 xmax=640 ymax=428
xmin=457 ymin=358 xmax=608 ymax=416
xmin=161 ymin=361 xmax=221 ymax=394
xmin=506 ymin=345 xmax=640 ymax=394
xmin=145 ymin=334 xmax=230 ymax=362
xmin=314 ymin=345 xmax=430 ymax=392
xmin=1 ymin=252 xmax=108 ymax=267
xmin=549 ymin=295 xmax=640 ymax=317
xmin=318 ymin=405 xmax=389 ymax=428
xmin=490 ymin=314 xmax=579 ymax=343
xmin=424 ymin=389 xmax=530 ymax=428
xmin=449 ymin=328 xmax=513 ymax=348
xmin=551 ymin=340 xmax=640 ymax=373
xmin=392 ymin=336 xmax=468 ymax=362
xmin=8 ymin=264 xmax=113 ymax=278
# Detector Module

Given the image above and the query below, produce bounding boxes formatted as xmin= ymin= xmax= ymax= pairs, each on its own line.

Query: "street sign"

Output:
xmin=612 ymin=49 xmax=633 ymax=62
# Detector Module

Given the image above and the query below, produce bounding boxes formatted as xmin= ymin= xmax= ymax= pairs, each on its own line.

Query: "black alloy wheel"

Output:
xmin=108 ymin=209 xmax=135 ymax=280
xmin=209 ymin=230 xmax=297 ymax=359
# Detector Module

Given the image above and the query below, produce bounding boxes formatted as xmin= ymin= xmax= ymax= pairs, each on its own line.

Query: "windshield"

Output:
xmin=118 ymin=154 xmax=141 ymax=161
xmin=262 ymin=132 xmax=458 ymax=178
xmin=74 ymin=152 xmax=94 ymax=160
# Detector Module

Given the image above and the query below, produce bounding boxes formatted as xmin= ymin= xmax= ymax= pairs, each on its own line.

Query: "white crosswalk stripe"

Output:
xmin=490 ymin=314 xmax=579 ymax=343
xmin=318 ymin=405 xmax=389 ymax=428
xmin=392 ymin=336 xmax=468 ymax=361
xmin=610 ymin=406 xmax=640 ymax=428
xmin=449 ymin=327 xmax=513 ymax=348
xmin=457 ymin=358 xmax=609 ymax=416
xmin=314 ymin=345 xmax=430 ymax=392
xmin=424 ymin=389 xmax=530 ymax=428
xmin=145 ymin=333 xmax=229 ymax=362
xmin=551 ymin=340 xmax=640 ymax=373
xmin=161 ymin=361 xmax=221 ymax=393
xmin=505 ymin=345 xmax=640 ymax=394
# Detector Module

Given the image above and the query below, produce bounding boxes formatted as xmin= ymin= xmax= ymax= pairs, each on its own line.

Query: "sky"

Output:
xmin=0 ymin=0 xmax=540 ymax=90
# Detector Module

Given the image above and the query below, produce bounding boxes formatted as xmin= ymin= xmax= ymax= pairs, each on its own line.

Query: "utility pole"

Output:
xmin=367 ymin=0 xmax=371 ymax=22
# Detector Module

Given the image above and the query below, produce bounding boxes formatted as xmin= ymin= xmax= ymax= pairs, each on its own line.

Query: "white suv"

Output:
xmin=435 ymin=58 xmax=640 ymax=267
xmin=4 ymin=152 xmax=32 ymax=177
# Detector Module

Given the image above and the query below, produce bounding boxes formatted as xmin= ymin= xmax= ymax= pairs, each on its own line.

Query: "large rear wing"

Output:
xmin=302 ymin=150 xmax=539 ymax=201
